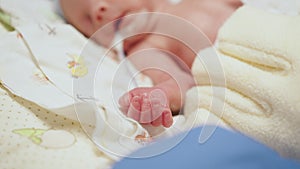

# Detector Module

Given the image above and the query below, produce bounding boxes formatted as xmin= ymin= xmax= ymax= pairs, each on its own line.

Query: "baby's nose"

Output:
xmin=93 ymin=3 xmax=108 ymax=23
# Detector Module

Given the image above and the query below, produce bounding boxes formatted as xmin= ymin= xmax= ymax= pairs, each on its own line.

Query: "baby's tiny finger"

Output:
xmin=127 ymin=96 xmax=141 ymax=121
xmin=140 ymin=98 xmax=152 ymax=123
xmin=149 ymin=88 xmax=168 ymax=106
xmin=151 ymin=115 xmax=162 ymax=127
xmin=162 ymin=110 xmax=173 ymax=128
xmin=118 ymin=92 xmax=132 ymax=113
xmin=150 ymin=99 xmax=164 ymax=121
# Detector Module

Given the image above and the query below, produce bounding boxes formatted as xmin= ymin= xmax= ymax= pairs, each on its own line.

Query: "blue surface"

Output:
xmin=113 ymin=126 xmax=300 ymax=169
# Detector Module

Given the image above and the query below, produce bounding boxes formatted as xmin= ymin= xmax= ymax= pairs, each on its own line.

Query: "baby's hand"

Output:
xmin=119 ymin=88 xmax=173 ymax=128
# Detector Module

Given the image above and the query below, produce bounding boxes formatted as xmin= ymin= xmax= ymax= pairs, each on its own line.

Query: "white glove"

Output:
xmin=189 ymin=6 xmax=300 ymax=159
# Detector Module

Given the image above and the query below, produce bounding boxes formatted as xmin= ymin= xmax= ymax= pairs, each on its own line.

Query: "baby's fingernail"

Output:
xmin=140 ymin=99 xmax=152 ymax=123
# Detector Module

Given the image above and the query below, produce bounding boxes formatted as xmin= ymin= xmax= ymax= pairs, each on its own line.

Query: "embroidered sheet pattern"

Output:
xmin=0 ymin=84 xmax=113 ymax=169
xmin=0 ymin=1 xmax=163 ymax=166
xmin=0 ymin=22 xmax=115 ymax=168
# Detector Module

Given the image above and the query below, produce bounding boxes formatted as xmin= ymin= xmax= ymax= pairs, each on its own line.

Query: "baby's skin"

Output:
xmin=119 ymin=88 xmax=173 ymax=127
xmin=60 ymin=0 xmax=242 ymax=127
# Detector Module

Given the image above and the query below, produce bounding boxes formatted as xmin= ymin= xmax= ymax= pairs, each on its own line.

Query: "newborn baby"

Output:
xmin=60 ymin=0 xmax=242 ymax=127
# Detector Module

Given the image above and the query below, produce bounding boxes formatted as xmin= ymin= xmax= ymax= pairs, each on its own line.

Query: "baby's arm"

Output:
xmin=119 ymin=42 xmax=195 ymax=127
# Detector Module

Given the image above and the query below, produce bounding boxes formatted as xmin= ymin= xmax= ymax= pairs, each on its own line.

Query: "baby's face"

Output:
xmin=60 ymin=0 xmax=151 ymax=46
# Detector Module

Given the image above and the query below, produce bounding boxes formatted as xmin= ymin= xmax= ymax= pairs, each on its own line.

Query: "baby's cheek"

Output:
xmin=92 ymin=27 xmax=116 ymax=47
xmin=93 ymin=34 xmax=115 ymax=47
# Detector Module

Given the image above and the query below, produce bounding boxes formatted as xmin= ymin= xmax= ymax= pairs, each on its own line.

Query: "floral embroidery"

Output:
xmin=13 ymin=128 xmax=76 ymax=149
xmin=0 ymin=9 xmax=15 ymax=31
xmin=38 ymin=23 xmax=56 ymax=36
xmin=13 ymin=128 xmax=46 ymax=144
xmin=135 ymin=132 xmax=152 ymax=145
xmin=31 ymin=69 xmax=49 ymax=85
xmin=67 ymin=54 xmax=88 ymax=78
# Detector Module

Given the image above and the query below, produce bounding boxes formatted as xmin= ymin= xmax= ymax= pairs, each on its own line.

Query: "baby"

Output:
xmin=60 ymin=0 xmax=242 ymax=127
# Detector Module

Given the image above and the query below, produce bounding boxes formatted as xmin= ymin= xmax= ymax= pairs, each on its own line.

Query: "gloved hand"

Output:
xmin=187 ymin=6 xmax=300 ymax=159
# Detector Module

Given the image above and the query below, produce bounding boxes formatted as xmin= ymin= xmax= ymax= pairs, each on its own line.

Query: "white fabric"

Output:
xmin=0 ymin=0 xmax=64 ymax=26
xmin=0 ymin=24 xmax=152 ymax=159
xmin=241 ymin=0 xmax=300 ymax=15
xmin=0 ymin=84 xmax=113 ymax=169
xmin=191 ymin=5 xmax=300 ymax=159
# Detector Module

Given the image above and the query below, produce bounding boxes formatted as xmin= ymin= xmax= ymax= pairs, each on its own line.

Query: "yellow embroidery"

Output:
xmin=13 ymin=128 xmax=76 ymax=149
xmin=0 ymin=9 xmax=15 ymax=31
xmin=67 ymin=54 xmax=88 ymax=78
xmin=13 ymin=128 xmax=46 ymax=144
